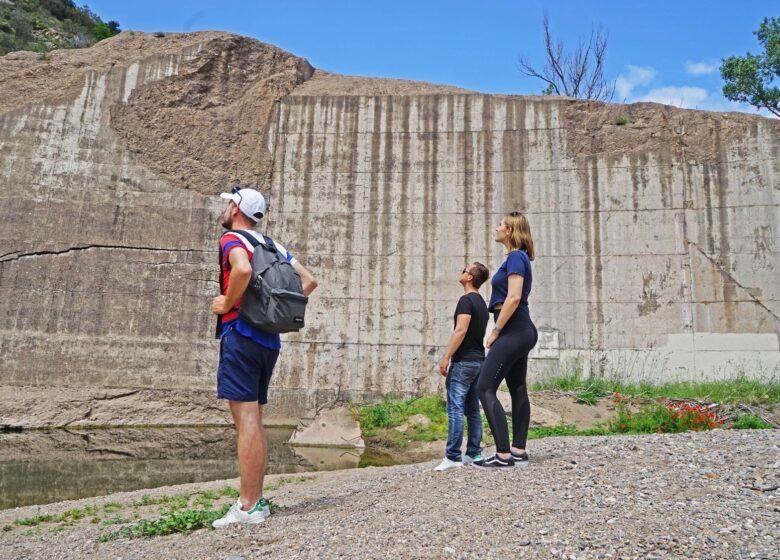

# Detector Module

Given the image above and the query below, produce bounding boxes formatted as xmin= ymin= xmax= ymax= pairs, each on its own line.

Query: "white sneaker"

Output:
xmin=433 ymin=457 xmax=463 ymax=471
xmin=212 ymin=498 xmax=270 ymax=528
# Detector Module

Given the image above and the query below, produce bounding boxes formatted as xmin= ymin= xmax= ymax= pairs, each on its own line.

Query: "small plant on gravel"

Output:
xmin=732 ymin=413 xmax=772 ymax=429
xmin=103 ymin=515 xmax=134 ymax=526
xmin=103 ymin=502 xmax=122 ymax=514
xmin=219 ymin=486 xmax=240 ymax=498
xmin=3 ymin=524 xmax=13 ymax=532
xmin=121 ymin=505 xmax=231 ymax=537
xmin=615 ymin=115 xmax=630 ymax=125
xmin=15 ymin=514 xmax=55 ymax=526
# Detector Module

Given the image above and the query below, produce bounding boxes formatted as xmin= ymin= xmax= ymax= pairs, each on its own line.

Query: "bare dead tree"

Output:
xmin=519 ymin=14 xmax=615 ymax=101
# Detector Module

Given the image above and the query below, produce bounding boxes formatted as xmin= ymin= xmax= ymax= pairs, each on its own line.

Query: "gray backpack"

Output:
xmin=224 ymin=230 xmax=308 ymax=334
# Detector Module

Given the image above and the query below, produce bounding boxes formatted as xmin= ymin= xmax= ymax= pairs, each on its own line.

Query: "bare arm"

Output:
xmin=293 ymin=261 xmax=318 ymax=297
xmin=211 ymin=249 xmax=252 ymax=315
xmin=486 ymin=274 xmax=524 ymax=349
xmin=438 ymin=314 xmax=472 ymax=376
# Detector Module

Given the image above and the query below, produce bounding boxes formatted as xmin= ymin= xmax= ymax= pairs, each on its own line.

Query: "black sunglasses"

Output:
xmin=510 ymin=211 xmax=521 ymax=217
xmin=231 ymin=185 xmax=243 ymax=206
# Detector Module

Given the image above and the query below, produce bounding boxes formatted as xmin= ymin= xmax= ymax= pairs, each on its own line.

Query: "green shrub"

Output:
xmin=91 ymin=21 xmax=114 ymax=41
xmin=615 ymin=115 xmax=630 ymax=125
xmin=732 ymin=413 xmax=772 ymax=429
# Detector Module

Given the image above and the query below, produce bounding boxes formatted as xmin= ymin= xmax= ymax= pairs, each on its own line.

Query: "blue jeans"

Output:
xmin=445 ymin=360 xmax=483 ymax=461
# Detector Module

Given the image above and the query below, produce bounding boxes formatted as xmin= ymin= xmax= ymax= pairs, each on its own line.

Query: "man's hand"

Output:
xmin=438 ymin=357 xmax=449 ymax=377
xmin=211 ymin=295 xmax=233 ymax=315
xmin=485 ymin=329 xmax=499 ymax=349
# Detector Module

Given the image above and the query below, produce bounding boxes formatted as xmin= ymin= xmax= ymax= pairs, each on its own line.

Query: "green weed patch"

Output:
xmin=532 ymin=373 xmax=780 ymax=405
xmin=732 ymin=413 xmax=773 ymax=429
xmin=358 ymin=395 xmax=448 ymax=440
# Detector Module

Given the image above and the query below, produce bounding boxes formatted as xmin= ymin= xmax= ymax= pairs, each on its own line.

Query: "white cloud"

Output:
xmin=686 ymin=60 xmax=719 ymax=76
xmin=639 ymin=86 xmax=709 ymax=109
xmin=615 ymin=65 xmax=657 ymax=101
xmin=635 ymin=86 xmax=774 ymax=117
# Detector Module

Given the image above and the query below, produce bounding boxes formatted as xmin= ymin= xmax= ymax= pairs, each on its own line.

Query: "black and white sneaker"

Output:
xmin=473 ymin=453 xmax=515 ymax=468
xmin=511 ymin=450 xmax=529 ymax=465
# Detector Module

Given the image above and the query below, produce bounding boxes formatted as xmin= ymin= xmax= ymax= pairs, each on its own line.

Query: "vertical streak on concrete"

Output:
xmin=380 ymin=97 xmax=395 ymax=307
xmin=421 ymin=95 xmax=440 ymax=345
xmin=364 ymin=97 xmax=383 ymax=393
xmin=342 ymin=96 xmax=360 ymax=247
xmin=658 ymin=150 xmax=673 ymax=208
xmin=484 ymin=99 xmax=499 ymax=262
xmin=398 ymin=98 xmax=412 ymax=331
xmin=343 ymin=96 xmax=361 ymax=394
xmin=702 ymin=164 xmax=716 ymax=254
xmin=715 ymin=129 xmax=735 ymax=330
xmin=264 ymin=100 xmax=281 ymax=221
xmin=674 ymin=210 xmax=694 ymax=334
xmin=629 ymin=154 xmax=640 ymax=224
xmin=299 ymin=98 xmax=316 ymax=254
xmin=516 ymin=101 xmax=528 ymax=214
xmin=481 ymin=95 xmax=495 ymax=260
xmin=580 ymin=156 xmax=604 ymax=353
xmin=591 ymin=157 xmax=605 ymax=352
xmin=462 ymin=96 xmax=473 ymax=258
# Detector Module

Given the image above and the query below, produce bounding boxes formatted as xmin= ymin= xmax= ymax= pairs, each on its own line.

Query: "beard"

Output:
xmin=221 ymin=213 xmax=232 ymax=230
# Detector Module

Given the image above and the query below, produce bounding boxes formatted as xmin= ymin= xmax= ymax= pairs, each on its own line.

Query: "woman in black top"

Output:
xmin=474 ymin=212 xmax=538 ymax=468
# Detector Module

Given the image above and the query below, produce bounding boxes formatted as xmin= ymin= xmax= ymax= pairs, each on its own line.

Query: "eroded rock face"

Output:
xmin=111 ymin=35 xmax=314 ymax=195
xmin=1 ymin=32 xmax=778 ymax=429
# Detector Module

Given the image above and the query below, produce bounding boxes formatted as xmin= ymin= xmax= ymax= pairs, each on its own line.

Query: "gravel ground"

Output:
xmin=1 ymin=430 xmax=778 ymax=559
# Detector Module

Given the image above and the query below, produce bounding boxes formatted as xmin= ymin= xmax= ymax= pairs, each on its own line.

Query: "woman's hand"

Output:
xmin=486 ymin=329 xmax=500 ymax=349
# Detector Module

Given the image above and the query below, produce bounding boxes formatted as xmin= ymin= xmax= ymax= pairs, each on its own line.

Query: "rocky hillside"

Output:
xmin=0 ymin=0 xmax=119 ymax=55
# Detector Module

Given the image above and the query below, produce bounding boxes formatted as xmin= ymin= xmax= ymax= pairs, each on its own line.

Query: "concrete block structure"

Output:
xmin=0 ymin=33 xmax=777 ymax=426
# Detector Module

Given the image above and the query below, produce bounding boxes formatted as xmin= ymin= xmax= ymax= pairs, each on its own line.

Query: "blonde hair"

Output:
xmin=503 ymin=212 xmax=535 ymax=260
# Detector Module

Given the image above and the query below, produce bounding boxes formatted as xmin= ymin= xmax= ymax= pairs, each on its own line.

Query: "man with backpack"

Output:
xmin=211 ymin=186 xmax=318 ymax=528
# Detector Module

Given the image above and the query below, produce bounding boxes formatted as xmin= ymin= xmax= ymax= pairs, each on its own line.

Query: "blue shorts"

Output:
xmin=217 ymin=326 xmax=279 ymax=404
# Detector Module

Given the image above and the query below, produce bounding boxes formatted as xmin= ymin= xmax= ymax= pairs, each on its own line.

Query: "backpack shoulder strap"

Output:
xmin=262 ymin=235 xmax=277 ymax=252
xmin=224 ymin=229 xmax=261 ymax=248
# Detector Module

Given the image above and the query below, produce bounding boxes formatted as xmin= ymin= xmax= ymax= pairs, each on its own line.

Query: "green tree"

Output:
xmin=721 ymin=17 xmax=780 ymax=117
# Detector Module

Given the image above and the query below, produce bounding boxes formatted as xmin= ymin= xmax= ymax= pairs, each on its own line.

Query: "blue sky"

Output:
xmin=88 ymin=1 xmax=778 ymax=115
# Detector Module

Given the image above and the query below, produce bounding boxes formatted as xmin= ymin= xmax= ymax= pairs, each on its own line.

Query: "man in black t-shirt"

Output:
xmin=434 ymin=262 xmax=490 ymax=471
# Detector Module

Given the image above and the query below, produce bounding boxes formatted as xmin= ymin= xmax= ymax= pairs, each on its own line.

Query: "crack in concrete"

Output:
xmin=690 ymin=241 xmax=780 ymax=323
xmin=0 ymin=245 xmax=211 ymax=264
xmin=94 ymin=390 xmax=141 ymax=401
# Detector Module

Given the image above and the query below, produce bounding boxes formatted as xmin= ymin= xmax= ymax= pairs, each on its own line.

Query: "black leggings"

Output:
xmin=476 ymin=308 xmax=538 ymax=453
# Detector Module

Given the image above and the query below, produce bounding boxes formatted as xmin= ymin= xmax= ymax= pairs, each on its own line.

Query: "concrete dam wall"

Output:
xmin=1 ymin=32 xmax=778 ymax=427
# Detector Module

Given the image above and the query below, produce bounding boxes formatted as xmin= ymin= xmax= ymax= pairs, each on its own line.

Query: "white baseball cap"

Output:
xmin=220 ymin=186 xmax=267 ymax=223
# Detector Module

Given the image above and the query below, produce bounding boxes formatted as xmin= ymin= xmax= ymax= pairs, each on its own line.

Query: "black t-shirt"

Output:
xmin=451 ymin=292 xmax=489 ymax=362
